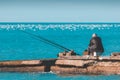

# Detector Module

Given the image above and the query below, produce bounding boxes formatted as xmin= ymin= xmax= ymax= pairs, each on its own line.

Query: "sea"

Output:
xmin=0 ymin=23 xmax=120 ymax=80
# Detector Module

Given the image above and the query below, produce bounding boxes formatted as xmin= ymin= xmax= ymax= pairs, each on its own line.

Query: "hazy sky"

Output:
xmin=0 ymin=0 xmax=120 ymax=22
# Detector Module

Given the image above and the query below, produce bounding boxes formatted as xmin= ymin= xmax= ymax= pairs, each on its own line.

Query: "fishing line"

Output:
xmin=21 ymin=30 xmax=71 ymax=52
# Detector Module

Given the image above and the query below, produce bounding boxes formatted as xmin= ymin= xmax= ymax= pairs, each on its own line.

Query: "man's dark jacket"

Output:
xmin=89 ymin=37 xmax=104 ymax=53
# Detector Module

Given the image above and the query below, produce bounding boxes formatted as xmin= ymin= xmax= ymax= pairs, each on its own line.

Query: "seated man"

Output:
xmin=88 ymin=33 xmax=104 ymax=57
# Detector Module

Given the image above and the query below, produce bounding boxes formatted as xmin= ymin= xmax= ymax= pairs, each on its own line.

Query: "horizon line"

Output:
xmin=0 ymin=22 xmax=120 ymax=24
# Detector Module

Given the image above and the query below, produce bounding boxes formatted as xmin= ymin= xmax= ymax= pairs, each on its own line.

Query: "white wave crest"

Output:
xmin=0 ymin=23 xmax=120 ymax=31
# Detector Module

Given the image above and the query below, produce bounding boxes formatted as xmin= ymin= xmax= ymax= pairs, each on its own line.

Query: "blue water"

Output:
xmin=0 ymin=23 xmax=120 ymax=80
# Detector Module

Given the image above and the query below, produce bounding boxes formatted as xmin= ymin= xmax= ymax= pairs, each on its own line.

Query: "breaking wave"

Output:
xmin=0 ymin=23 xmax=120 ymax=31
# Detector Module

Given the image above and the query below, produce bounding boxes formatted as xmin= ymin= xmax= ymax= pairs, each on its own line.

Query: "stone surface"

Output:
xmin=0 ymin=66 xmax=45 ymax=72
xmin=0 ymin=56 xmax=120 ymax=75
xmin=52 ymin=60 xmax=120 ymax=75
xmin=0 ymin=60 xmax=42 ymax=66
xmin=55 ymin=59 xmax=95 ymax=67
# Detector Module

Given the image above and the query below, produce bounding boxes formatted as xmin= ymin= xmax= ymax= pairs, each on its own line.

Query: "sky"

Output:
xmin=0 ymin=0 xmax=120 ymax=22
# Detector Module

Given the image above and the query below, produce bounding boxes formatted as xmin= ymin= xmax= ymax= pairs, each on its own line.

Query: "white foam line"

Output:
xmin=0 ymin=24 xmax=120 ymax=30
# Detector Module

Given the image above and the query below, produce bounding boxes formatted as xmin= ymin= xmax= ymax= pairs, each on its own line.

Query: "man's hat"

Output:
xmin=92 ymin=33 xmax=97 ymax=37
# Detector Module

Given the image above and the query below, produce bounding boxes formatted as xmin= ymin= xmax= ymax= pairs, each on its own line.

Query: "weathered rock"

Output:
xmin=87 ymin=66 xmax=120 ymax=75
xmin=0 ymin=60 xmax=42 ymax=66
xmin=53 ymin=55 xmax=120 ymax=75
xmin=0 ymin=56 xmax=120 ymax=75
xmin=51 ymin=66 xmax=87 ymax=74
xmin=52 ymin=60 xmax=120 ymax=75
xmin=58 ymin=55 xmax=120 ymax=61
xmin=0 ymin=66 xmax=45 ymax=72
xmin=55 ymin=59 xmax=95 ymax=67
xmin=0 ymin=59 xmax=56 ymax=72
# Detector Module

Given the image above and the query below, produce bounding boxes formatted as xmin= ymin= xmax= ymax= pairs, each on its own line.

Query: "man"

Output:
xmin=88 ymin=33 xmax=104 ymax=57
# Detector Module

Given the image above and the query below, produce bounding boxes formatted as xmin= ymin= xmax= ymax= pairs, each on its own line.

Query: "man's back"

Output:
xmin=90 ymin=36 xmax=104 ymax=53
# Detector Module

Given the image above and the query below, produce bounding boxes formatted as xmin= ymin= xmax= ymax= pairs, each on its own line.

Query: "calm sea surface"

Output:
xmin=0 ymin=23 xmax=120 ymax=80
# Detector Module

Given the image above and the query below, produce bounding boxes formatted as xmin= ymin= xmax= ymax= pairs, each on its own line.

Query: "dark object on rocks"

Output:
xmin=83 ymin=50 xmax=89 ymax=55
xmin=58 ymin=50 xmax=76 ymax=57
xmin=111 ymin=52 xmax=120 ymax=56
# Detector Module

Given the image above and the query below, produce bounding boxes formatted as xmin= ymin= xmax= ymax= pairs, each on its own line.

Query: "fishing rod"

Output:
xmin=21 ymin=31 xmax=71 ymax=52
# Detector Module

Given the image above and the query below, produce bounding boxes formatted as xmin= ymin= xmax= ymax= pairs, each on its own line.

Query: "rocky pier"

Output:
xmin=0 ymin=55 xmax=120 ymax=75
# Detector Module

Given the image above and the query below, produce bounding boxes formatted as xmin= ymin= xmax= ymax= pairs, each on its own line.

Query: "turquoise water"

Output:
xmin=0 ymin=23 xmax=120 ymax=80
xmin=0 ymin=72 xmax=120 ymax=80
